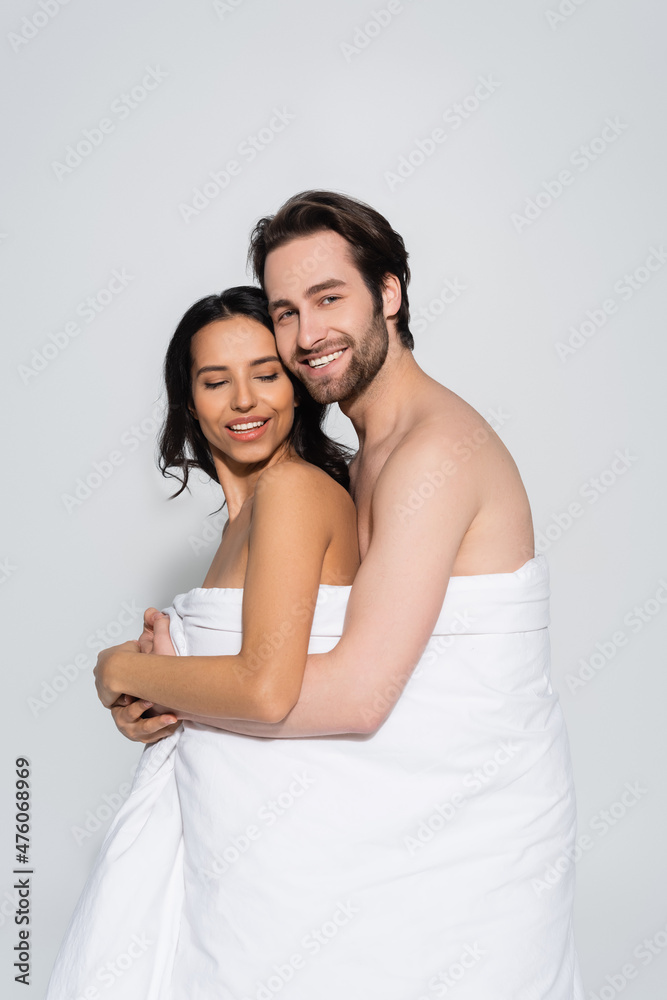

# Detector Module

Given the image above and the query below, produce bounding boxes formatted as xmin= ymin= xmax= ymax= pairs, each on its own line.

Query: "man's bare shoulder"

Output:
xmin=373 ymin=379 xmax=525 ymax=519
xmin=374 ymin=380 xmax=534 ymax=573
xmin=392 ymin=383 xmax=506 ymax=466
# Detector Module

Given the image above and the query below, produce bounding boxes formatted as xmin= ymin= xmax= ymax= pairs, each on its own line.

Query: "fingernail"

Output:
xmin=142 ymin=700 xmax=153 ymax=707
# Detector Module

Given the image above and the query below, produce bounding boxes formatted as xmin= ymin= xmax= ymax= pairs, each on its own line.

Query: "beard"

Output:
xmin=290 ymin=307 xmax=389 ymax=405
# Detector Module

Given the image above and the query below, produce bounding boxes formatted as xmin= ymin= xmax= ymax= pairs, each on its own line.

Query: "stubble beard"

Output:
xmin=291 ymin=307 xmax=390 ymax=405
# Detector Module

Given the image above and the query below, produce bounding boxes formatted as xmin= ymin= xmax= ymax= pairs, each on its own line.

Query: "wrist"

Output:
xmin=109 ymin=649 xmax=133 ymax=695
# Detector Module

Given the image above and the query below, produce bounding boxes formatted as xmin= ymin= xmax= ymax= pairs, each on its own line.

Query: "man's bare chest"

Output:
xmin=349 ymin=455 xmax=386 ymax=559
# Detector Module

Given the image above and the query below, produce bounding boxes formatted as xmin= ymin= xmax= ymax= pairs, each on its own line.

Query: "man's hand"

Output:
xmin=110 ymin=694 xmax=181 ymax=744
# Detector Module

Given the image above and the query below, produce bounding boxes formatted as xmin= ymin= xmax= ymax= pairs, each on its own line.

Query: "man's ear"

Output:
xmin=381 ymin=272 xmax=402 ymax=320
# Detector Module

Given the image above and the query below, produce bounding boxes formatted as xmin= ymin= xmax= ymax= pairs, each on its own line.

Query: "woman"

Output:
xmin=94 ymin=285 xmax=360 ymax=723
xmin=45 ymin=286 xmax=360 ymax=998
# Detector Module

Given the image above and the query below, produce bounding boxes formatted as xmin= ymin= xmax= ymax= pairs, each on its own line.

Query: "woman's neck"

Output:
xmin=214 ymin=441 xmax=299 ymax=522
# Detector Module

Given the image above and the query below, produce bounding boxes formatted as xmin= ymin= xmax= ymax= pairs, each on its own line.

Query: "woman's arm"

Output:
xmin=95 ymin=463 xmax=335 ymax=722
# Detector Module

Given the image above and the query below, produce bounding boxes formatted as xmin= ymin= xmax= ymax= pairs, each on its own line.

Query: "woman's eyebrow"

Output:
xmin=195 ymin=356 xmax=281 ymax=377
xmin=248 ymin=355 xmax=282 ymax=367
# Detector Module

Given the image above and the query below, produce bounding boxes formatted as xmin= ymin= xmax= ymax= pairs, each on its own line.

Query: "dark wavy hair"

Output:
xmin=158 ymin=285 xmax=352 ymax=500
xmin=248 ymin=189 xmax=414 ymax=349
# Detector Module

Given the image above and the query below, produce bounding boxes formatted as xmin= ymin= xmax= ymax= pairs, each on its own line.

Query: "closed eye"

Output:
xmin=256 ymin=373 xmax=279 ymax=381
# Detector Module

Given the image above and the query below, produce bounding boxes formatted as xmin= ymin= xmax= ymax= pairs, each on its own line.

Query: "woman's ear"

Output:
xmin=188 ymin=404 xmax=199 ymax=421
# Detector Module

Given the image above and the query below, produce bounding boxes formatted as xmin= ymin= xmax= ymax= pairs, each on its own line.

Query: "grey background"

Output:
xmin=2 ymin=0 xmax=666 ymax=995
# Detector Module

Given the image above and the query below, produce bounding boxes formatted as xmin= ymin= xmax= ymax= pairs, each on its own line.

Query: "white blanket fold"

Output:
xmin=45 ymin=555 xmax=584 ymax=999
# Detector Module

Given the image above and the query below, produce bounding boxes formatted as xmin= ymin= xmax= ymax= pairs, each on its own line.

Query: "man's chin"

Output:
xmin=301 ymin=376 xmax=341 ymax=404
xmin=291 ymin=350 xmax=372 ymax=404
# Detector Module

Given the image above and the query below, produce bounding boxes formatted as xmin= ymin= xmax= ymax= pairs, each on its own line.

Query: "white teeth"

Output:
xmin=229 ymin=420 xmax=267 ymax=431
xmin=307 ymin=349 xmax=344 ymax=368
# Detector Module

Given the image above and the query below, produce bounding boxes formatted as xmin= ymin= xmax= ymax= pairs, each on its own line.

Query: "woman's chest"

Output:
xmin=200 ymin=513 xmax=250 ymax=588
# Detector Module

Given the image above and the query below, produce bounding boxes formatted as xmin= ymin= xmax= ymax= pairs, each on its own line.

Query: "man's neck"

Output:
xmin=340 ymin=343 xmax=430 ymax=451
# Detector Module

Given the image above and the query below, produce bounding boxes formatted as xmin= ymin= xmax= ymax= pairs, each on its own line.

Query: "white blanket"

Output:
xmin=45 ymin=555 xmax=585 ymax=999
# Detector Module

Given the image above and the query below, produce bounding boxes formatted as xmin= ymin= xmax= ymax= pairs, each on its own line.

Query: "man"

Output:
xmin=117 ymin=190 xmax=536 ymax=737
xmin=110 ymin=191 xmax=583 ymax=996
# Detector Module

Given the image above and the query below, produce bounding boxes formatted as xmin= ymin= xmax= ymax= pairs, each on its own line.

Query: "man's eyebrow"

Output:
xmin=269 ymin=279 xmax=347 ymax=311
xmin=194 ymin=356 xmax=281 ymax=377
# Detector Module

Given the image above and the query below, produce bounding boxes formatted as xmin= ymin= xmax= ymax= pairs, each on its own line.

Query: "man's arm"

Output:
xmin=172 ymin=433 xmax=482 ymax=737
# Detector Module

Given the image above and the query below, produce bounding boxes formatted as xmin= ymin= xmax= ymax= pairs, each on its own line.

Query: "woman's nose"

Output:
xmin=230 ymin=378 xmax=257 ymax=411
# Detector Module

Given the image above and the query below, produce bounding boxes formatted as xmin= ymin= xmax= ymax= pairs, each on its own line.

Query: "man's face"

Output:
xmin=264 ymin=230 xmax=390 ymax=405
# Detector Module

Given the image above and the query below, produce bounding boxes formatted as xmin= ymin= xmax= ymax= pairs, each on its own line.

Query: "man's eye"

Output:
xmin=322 ymin=295 xmax=340 ymax=304
xmin=278 ymin=309 xmax=295 ymax=322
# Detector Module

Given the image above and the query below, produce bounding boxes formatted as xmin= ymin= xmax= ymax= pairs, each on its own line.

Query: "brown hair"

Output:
xmin=247 ymin=190 xmax=414 ymax=350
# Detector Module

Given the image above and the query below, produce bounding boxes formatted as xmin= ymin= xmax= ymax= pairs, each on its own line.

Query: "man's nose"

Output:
xmin=296 ymin=307 xmax=328 ymax=352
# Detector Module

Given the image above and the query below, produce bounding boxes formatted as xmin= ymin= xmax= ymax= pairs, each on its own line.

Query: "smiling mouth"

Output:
xmin=227 ymin=419 xmax=268 ymax=434
xmin=304 ymin=349 xmax=346 ymax=369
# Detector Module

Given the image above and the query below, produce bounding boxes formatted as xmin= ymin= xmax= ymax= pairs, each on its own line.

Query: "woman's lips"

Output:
xmin=224 ymin=418 xmax=271 ymax=441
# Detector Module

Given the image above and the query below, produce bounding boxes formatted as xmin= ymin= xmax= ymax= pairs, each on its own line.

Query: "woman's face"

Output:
xmin=189 ymin=315 xmax=297 ymax=471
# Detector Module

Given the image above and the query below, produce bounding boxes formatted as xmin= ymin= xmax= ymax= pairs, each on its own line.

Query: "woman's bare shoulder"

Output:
xmin=257 ymin=459 xmax=351 ymax=503
xmin=256 ymin=457 xmax=326 ymax=485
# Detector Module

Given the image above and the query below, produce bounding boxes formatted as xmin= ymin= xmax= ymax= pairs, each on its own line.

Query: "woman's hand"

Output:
xmin=94 ymin=640 xmax=139 ymax=708
xmin=151 ymin=612 xmax=177 ymax=655
xmin=138 ymin=607 xmax=166 ymax=654
xmin=134 ymin=611 xmax=178 ymax=717
xmin=104 ymin=610 xmax=181 ymax=741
